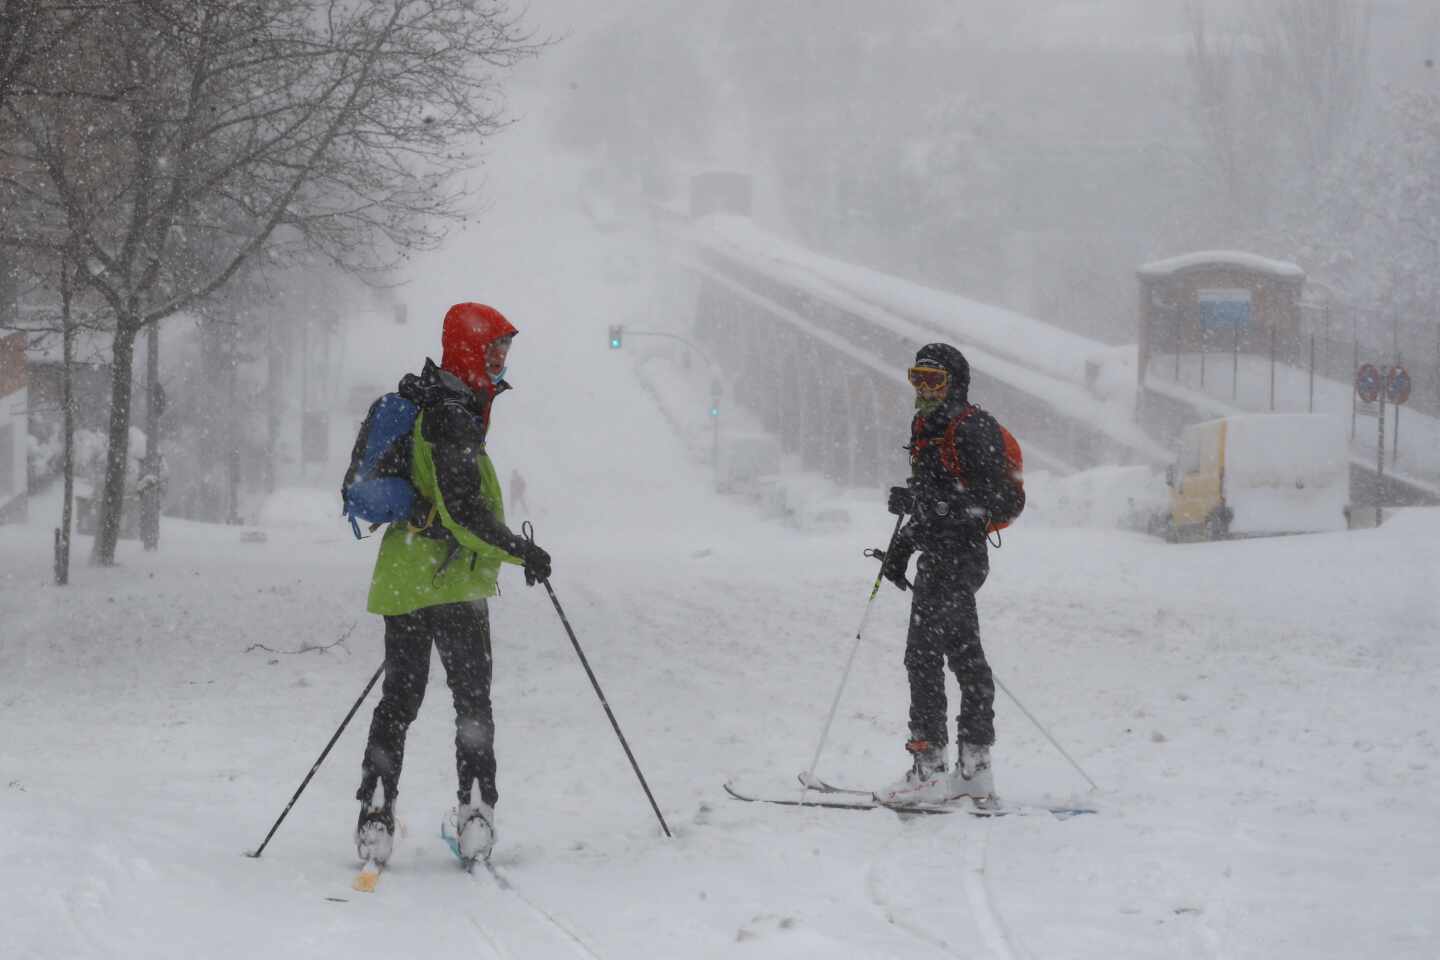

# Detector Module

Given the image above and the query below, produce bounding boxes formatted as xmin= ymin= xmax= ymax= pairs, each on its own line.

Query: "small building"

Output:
xmin=1136 ymin=250 xmax=1305 ymax=386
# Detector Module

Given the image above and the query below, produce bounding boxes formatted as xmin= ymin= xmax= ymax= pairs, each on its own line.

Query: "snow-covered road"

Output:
xmin=4 ymin=77 xmax=1439 ymax=960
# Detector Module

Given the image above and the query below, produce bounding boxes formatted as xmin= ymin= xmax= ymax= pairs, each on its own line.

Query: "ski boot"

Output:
xmin=442 ymin=800 xmax=495 ymax=868
xmin=874 ymin=739 xmax=955 ymax=805
xmin=355 ymin=792 xmax=396 ymax=866
xmin=953 ymin=742 xmax=994 ymax=800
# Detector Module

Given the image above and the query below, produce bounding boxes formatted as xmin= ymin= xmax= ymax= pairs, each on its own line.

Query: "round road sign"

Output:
xmin=1385 ymin=365 xmax=1411 ymax=405
xmin=1355 ymin=363 xmax=1381 ymax=403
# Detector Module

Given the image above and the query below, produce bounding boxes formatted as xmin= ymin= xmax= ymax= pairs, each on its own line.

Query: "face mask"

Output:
xmin=915 ymin=395 xmax=942 ymax=414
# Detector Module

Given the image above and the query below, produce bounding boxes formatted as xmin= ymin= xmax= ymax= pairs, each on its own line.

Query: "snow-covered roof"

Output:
xmin=1137 ymin=251 xmax=1305 ymax=281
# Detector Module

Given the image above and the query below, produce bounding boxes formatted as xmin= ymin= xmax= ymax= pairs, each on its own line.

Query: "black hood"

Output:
xmin=914 ymin=342 xmax=970 ymax=413
xmin=397 ymin=358 xmax=509 ymax=411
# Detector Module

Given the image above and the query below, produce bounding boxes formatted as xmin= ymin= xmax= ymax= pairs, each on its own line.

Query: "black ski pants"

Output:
xmin=357 ymin=600 xmax=497 ymax=809
xmin=904 ymin=552 xmax=995 ymax=749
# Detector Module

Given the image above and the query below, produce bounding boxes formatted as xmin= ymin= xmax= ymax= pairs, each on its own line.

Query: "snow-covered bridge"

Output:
xmin=656 ymin=212 xmax=1439 ymax=509
xmin=666 ymin=214 xmax=1167 ymax=488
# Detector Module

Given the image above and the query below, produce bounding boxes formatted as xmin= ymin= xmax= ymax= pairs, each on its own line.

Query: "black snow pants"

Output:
xmin=904 ymin=551 xmax=995 ymax=749
xmin=357 ymin=600 xmax=497 ymax=809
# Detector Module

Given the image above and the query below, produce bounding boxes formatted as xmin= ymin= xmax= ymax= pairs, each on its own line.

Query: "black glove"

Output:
xmin=406 ymin=495 xmax=436 ymax=529
xmin=887 ymin=485 xmax=913 ymax=517
xmin=878 ymin=540 xmax=913 ymax=591
xmin=519 ymin=541 xmax=551 ymax=586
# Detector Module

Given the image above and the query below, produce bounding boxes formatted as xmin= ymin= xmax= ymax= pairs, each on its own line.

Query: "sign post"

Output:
xmin=1355 ymin=364 xmax=1383 ymax=525
xmin=1376 ymin=391 xmax=1385 ymax=526
xmin=1385 ymin=365 xmax=1410 ymax=467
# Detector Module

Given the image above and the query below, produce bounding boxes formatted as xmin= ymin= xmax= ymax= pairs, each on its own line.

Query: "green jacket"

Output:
xmin=366 ymin=414 xmax=521 ymax=615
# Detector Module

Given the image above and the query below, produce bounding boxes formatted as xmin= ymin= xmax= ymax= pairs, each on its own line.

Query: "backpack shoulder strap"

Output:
xmin=939 ymin=405 xmax=978 ymax=478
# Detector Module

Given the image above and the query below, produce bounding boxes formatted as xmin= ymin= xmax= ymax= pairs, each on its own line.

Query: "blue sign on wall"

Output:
xmin=1197 ymin=289 xmax=1252 ymax=331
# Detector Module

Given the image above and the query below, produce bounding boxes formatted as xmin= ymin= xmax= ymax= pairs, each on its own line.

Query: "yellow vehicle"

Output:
xmin=1164 ymin=414 xmax=1349 ymax=542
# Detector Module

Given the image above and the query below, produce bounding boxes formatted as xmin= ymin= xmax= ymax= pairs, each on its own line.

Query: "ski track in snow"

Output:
xmin=489 ymin=864 xmax=606 ymax=960
xmin=863 ymin=856 xmax=964 ymax=959
xmin=466 ymin=914 xmax=515 ymax=960
xmin=464 ymin=863 xmax=604 ymax=960
xmin=962 ymin=826 xmax=1025 ymax=960
xmin=863 ymin=818 xmax=1024 ymax=960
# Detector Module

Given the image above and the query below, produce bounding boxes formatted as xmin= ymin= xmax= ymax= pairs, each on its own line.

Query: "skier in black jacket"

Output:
xmin=874 ymin=342 xmax=1024 ymax=805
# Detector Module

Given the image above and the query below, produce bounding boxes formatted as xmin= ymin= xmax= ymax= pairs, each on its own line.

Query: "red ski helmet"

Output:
xmin=441 ymin=302 xmax=517 ymax=392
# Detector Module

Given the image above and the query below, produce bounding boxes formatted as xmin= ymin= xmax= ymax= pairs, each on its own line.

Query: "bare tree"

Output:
xmin=1246 ymin=0 xmax=1371 ymax=193
xmin=1183 ymin=0 xmax=1371 ymax=238
xmin=2 ymin=0 xmax=539 ymax=565
xmin=1184 ymin=2 xmax=1252 ymax=226
xmin=0 ymin=0 xmax=93 ymax=111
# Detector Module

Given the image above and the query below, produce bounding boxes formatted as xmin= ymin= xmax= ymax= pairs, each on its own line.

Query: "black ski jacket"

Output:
xmin=397 ymin=358 xmax=527 ymax=557
xmin=903 ymin=403 xmax=1024 ymax=558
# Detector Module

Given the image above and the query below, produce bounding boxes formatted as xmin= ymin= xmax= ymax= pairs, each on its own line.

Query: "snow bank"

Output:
xmin=1023 ymin=465 xmax=1169 ymax=532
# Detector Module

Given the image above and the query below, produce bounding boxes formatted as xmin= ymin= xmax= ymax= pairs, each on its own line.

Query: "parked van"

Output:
xmin=1164 ymin=414 xmax=1349 ymax=541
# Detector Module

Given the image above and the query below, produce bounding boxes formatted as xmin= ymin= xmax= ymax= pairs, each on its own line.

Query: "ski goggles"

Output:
xmin=907 ymin=365 xmax=950 ymax=399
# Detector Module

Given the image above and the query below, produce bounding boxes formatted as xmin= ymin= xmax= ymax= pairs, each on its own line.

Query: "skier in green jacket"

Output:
xmin=354 ymin=301 xmax=551 ymax=869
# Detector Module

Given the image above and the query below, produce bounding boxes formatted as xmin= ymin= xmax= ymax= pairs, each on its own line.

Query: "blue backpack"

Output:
xmin=341 ymin=393 xmax=420 ymax=538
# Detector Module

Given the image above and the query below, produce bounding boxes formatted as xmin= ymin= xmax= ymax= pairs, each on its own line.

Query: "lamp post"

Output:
xmin=607 ymin=324 xmax=726 ymax=489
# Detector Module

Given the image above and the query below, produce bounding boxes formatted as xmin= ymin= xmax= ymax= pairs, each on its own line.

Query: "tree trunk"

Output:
xmin=55 ymin=261 xmax=75 ymax=584
xmin=265 ymin=313 xmax=281 ymax=493
xmin=91 ymin=320 xmax=137 ymax=566
xmin=139 ymin=324 xmax=162 ymax=549
xmin=227 ymin=337 xmax=241 ymax=524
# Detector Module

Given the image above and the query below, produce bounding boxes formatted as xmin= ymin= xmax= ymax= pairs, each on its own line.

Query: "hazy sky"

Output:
xmin=524 ymin=0 xmax=1436 ymax=62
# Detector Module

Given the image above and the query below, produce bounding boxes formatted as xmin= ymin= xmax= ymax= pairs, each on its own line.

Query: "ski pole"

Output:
xmin=522 ymin=522 xmax=672 ymax=839
xmin=801 ymin=513 xmax=906 ymax=796
xmin=246 ymin=659 xmax=386 ymax=859
xmin=994 ymin=674 xmax=1101 ymax=792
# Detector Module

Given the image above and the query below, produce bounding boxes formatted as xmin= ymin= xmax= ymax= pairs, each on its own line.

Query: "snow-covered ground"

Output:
xmin=5 ymin=82 xmax=1440 ymax=960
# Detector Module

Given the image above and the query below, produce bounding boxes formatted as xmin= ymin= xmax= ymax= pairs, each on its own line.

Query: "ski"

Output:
xmin=797 ymin=771 xmax=869 ymax=796
xmin=352 ymin=859 xmax=382 ymax=893
xmin=726 ymin=781 xmax=945 ymax=814
xmin=798 ymin=772 xmax=1097 ymax=818
xmin=728 ymin=781 xmax=1097 ymax=819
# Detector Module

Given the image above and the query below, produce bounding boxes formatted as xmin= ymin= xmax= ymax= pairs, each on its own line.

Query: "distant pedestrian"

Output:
xmin=509 ymin=468 xmax=529 ymax=514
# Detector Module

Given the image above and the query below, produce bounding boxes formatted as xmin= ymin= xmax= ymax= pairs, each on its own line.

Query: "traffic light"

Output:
xmin=608 ymin=324 xmax=623 ymax=349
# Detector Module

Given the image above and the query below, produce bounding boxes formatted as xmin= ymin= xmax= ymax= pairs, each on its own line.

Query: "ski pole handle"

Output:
xmin=521 ymin=520 xmax=541 ymax=586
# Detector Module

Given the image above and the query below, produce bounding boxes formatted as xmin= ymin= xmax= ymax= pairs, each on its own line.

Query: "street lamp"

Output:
xmin=607 ymin=324 xmax=726 ymax=489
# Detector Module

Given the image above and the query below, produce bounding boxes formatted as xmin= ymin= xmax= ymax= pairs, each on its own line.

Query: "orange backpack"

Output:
xmin=911 ymin=405 xmax=1024 ymax=534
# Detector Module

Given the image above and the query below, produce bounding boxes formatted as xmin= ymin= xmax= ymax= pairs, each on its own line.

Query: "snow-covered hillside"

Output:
xmin=4 ymin=80 xmax=1440 ymax=960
